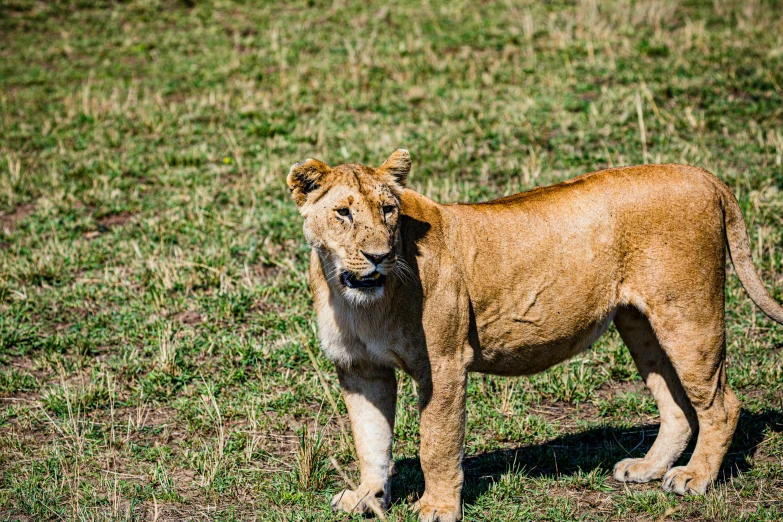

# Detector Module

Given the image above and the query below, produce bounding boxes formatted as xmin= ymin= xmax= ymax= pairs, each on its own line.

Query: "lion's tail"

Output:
xmin=718 ymin=182 xmax=783 ymax=325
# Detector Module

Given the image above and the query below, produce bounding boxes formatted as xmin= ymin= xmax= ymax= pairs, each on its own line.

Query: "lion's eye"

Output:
xmin=382 ymin=205 xmax=396 ymax=215
xmin=336 ymin=208 xmax=351 ymax=218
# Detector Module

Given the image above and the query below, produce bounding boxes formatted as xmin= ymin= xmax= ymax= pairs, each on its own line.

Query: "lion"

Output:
xmin=287 ymin=149 xmax=783 ymax=522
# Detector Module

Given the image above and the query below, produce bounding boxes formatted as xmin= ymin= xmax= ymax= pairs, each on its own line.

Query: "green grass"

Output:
xmin=1 ymin=0 xmax=783 ymax=520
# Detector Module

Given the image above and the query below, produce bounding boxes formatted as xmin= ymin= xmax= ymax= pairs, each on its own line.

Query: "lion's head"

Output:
xmin=287 ymin=149 xmax=411 ymax=305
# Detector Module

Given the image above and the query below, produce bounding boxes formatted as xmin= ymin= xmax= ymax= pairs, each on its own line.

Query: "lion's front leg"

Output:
xmin=414 ymin=364 xmax=467 ymax=522
xmin=332 ymin=365 xmax=396 ymax=517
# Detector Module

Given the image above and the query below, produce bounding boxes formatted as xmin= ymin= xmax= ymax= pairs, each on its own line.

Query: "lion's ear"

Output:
xmin=287 ymin=158 xmax=331 ymax=206
xmin=378 ymin=149 xmax=411 ymax=187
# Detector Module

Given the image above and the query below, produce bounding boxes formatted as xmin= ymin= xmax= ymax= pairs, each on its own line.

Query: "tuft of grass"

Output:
xmin=293 ymin=424 xmax=332 ymax=492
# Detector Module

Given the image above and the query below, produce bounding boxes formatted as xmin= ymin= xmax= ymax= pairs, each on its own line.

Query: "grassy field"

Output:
xmin=1 ymin=0 xmax=783 ymax=520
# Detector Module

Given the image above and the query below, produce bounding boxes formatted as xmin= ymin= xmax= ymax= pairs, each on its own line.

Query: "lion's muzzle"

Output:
xmin=340 ymin=270 xmax=386 ymax=289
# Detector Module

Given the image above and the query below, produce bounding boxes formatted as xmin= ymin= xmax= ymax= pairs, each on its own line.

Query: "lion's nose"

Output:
xmin=361 ymin=250 xmax=392 ymax=266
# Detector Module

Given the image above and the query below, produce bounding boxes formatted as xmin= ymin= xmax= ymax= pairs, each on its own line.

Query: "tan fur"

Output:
xmin=287 ymin=151 xmax=783 ymax=522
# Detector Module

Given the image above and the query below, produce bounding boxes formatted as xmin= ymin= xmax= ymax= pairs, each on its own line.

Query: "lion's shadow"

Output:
xmin=391 ymin=408 xmax=783 ymax=505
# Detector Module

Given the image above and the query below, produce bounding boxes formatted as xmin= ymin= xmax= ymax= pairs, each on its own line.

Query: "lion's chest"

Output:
xmin=317 ymin=301 xmax=407 ymax=370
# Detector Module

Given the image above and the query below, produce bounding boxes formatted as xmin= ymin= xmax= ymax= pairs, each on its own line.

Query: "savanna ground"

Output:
xmin=1 ymin=0 xmax=782 ymax=520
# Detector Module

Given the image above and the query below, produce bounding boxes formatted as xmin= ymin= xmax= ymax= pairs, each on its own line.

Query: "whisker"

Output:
xmin=392 ymin=259 xmax=415 ymax=286
xmin=324 ymin=263 xmax=342 ymax=286
xmin=396 ymin=258 xmax=416 ymax=280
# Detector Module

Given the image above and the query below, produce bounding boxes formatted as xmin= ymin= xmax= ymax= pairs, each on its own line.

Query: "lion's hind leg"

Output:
xmin=645 ymin=307 xmax=741 ymax=495
xmin=612 ymin=307 xmax=698 ymax=484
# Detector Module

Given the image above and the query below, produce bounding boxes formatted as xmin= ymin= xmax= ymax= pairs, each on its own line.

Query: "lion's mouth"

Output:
xmin=340 ymin=271 xmax=386 ymax=289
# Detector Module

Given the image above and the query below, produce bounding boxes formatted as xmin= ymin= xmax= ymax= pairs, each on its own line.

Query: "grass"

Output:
xmin=1 ymin=0 xmax=782 ymax=520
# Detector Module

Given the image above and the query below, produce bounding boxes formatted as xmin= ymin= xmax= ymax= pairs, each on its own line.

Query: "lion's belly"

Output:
xmin=455 ymin=209 xmax=621 ymax=375
xmin=468 ymin=308 xmax=616 ymax=375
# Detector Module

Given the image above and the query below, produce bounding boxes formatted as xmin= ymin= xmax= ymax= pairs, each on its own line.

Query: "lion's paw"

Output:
xmin=613 ymin=457 xmax=667 ymax=483
xmin=331 ymin=487 xmax=387 ymax=516
xmin=662 ymin=466 xmax=711 ymax=495
xmin=412 ymin=496 xmax=461 ymax=522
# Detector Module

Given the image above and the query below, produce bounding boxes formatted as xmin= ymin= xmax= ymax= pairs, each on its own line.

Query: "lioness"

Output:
xmin=287 ymin=150 xmax=783 ymax=522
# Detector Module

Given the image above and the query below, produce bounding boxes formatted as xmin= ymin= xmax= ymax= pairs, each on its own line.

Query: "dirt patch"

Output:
xmin=53 ymin=307 xmax=91 ymax=332
xmin=171 ymin=310 xmax=204 ymax=325
xmin=253 ymin=263 xmax=281 ymax=282
xmin=0 ymin=203 xmax=36 ymax=232
xmin=97 ymin=211 xmax=135 ymax=228
xmin=0 ymin=354 xmax=51 ymax=399
xmin=251 ymin=299 xmax=285 ymax=315
xmin=595 ymin=379 xmax=648 ymax=399
xmin=83 ymin=211 xmax=136 ymax=238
